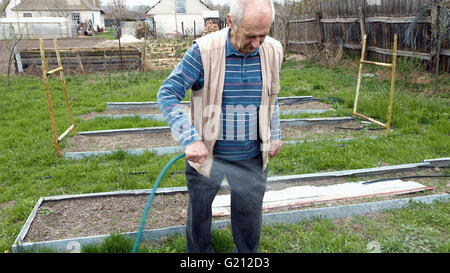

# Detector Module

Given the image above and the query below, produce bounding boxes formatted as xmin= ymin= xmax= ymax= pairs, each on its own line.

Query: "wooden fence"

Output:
xmin=16 ymin=46 xmax=142 ymax=74
xmin=273 ymin=0 xmax=450 ymax=73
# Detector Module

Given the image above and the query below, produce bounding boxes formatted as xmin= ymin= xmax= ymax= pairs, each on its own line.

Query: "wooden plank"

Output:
xmin=20 ymin=50 xmax=140 ymax=58
xmin=353 ymin=112 xmax=387 ymax=127
xmin=21 ymin=57 xmax=141 ymax=66
xmin=288 ymin=40 xmax=319 ymax=45
xmin=322 ymin=42 xmax=432 ymax=60
xmin=46 ymin=66 xmax=63 ymax=75
xmin=366 ymin=16 xmax=432 ymax=23
xmin=376 ymin=0 xmax=383 ymax=16
xmin=288 ymin=18 xmax=315 ymax=23
xmin=319 ymin=16 xmax=431 ymax=24
xmin=405 ymin=0 xmax=411 ymax=16
xmin=441 ymin=49 xmax=450 ymax=57
xmin=366 ymin=45 xmax=430 ymax=60
xmin=321 ymin=17 xmax=358 ymax=23
xmin=351 ymin=0 xmax=358 ymax=17
xmin=361 ymin=59 xmax=393 ymax=67
xmin=57 ymin=124 xmax=74 ymax=143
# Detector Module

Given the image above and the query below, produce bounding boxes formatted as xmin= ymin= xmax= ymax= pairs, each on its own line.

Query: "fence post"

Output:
xmin=181 ymin=21 xmax=184 ymax=37
xmin=430 ymin=0 xmax=442 ymax=74
xmin=284 ymin=20 xmax=290 ymax=55
xmin=315 ymin=10 xmax=323 ymax=48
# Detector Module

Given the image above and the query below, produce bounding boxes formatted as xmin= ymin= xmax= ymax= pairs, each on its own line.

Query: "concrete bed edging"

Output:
xmin=12 ymin=157 xmax=449 ymax=252
xmin=76 ymin=117 xmax=355 ymax=137
xmin=92 ymin=109 xmax=335 ymax=121
xmin=12 ymin=193 xmax=450 ymax=253
xmin=64 ymin=135 xmax=378 ymax=160
xmin=105 ymin=96 xmax=316 ymax=110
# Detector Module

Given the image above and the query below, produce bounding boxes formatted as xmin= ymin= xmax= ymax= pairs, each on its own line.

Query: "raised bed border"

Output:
xmin=105 ymin=96 xmax=316 ymax=110
xmin=12 ymin=157 xmax=449 ymax=253
xmin=92 ymin=108 xmax=335 ymax=121
xmin=13 ymin=194 xmax=450 ymax=253
xmin=99 ymin=95 xmax=334 ymax=121
xmin=63 ymin=135 xmax=379 ymax=160
xmin=77 ymin=117 xmax=355 ymax=137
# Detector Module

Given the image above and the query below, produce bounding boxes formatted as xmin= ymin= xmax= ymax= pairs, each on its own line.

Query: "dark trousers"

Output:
xmin=185 ymin=154 xmax=268 ymax=253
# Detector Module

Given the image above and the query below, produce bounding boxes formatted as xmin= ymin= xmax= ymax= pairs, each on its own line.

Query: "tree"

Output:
xmin=104 ymin=0 xmax=131 ymax=27
xmin=404 ymin=0 xmax=449 ymax=91
xmin=2 ymin=24 xmax=22 ymax=87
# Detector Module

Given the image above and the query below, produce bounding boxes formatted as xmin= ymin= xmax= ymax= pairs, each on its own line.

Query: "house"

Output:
xmin=2 ymin=0 xmax=105 ymax=30
xmin=146 ymin=0 xmax=218 ymax=36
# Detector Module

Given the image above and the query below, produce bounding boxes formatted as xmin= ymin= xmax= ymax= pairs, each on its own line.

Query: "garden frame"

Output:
xmin=353 ymin=33 xmax=398 ymax=137
xmin=39 ymin=37 xmax=76 ymax=157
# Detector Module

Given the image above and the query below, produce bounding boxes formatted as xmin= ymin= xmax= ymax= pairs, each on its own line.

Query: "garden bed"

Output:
xmin=62 ymin=120 xmax=382 ymax=154
xmin=21 ymin=165 xmax=448 ymax=245
xmin=78 ymin=101 xmax=334 ymax=120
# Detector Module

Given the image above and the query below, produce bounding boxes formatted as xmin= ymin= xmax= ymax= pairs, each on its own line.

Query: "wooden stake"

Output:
xmin=39 ymin=38 xmax=60 ymax=157
xmin=54 ymin=37 xmax=76 ymax=137
xmin=76 ymin=52 xmax=85 ymax=74
xmin=385 ymin=33 xmax=398 ymax=137
xmin=353 ymin=34 xmax=367 ymax=114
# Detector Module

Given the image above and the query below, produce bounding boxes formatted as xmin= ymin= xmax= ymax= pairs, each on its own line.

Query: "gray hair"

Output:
xmin=229 ymin=0 xmax=275 ymax=30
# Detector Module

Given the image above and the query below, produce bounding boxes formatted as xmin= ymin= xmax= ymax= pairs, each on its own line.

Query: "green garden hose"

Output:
xmin=132 ymin=153 xmax=186 ymax=253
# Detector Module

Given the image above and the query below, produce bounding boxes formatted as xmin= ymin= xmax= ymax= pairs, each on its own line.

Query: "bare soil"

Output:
xmin=278 ymin=100 xmax=332 ymax=111
xmin=77 ymin=101 xmax=334 ymax=120
xmin=78 ymin=108 xmax=164 ymax=120
xmin=62 ymin=119 xmax=381 ymax=153
xmin=62 ymin=132 xmax=179 ymax=153
xmin=23 ymin=168 xmax=448 ymax=243
xmin=64 ymin=101 xmax=371 ymax=154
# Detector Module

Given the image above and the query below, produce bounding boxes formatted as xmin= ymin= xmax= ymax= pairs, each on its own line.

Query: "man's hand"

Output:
xmin=185 ymin=140 xmax=209 ymax=164
xmin=269 ymin=139 xmax=282 ymax=157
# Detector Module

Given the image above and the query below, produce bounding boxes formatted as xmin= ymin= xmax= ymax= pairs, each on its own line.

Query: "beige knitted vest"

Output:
xmin=188 ymin=27 xmax=283 ymax=177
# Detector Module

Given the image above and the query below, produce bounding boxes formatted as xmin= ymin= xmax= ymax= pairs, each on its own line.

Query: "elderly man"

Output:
xmin=157 ymin=0 xmax=283 ymax=253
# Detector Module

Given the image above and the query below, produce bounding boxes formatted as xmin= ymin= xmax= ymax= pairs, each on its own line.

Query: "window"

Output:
xmin=176 ymin=0 xmax=186 ymax=13
xmin=72 ymin=13 xmax=81 ymax=24
xmin=23 ymin=13 xmax=32 ymax=17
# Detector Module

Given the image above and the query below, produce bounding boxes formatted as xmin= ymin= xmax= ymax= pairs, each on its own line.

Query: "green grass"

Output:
xmin=95 ymin=29 xmax=117 ymax=40
xmin=0 ymin=53 xmax=448 ymax=253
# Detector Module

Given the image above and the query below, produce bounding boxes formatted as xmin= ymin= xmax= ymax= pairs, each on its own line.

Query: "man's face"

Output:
xmin=228 ymin=10 xmax=272 ymax=55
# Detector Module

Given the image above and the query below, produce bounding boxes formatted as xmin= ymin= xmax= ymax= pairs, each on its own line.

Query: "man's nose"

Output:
xmin=251 ymin=38 xmax=260 ymax=49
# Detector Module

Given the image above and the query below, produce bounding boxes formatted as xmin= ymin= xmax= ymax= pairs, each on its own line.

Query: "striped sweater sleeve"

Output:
xmin=157 ymin=44 xmax=204 ymax=147
xmin=270 ymin=98 xmax=282 ymax=141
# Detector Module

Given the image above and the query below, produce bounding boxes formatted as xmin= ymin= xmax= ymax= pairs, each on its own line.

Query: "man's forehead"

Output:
xmin=240 ymin=11 xmax=272 ymax=28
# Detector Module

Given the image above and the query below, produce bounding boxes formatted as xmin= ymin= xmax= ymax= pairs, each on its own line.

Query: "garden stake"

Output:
xmin=39 ymin=37 xmax=76 ymax=157
xmin=352 ymin=33 xmax=398 ymax=137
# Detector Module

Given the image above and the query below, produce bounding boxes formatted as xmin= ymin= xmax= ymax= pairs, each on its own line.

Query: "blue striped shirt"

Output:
xmin=157 ymin=31 xmax=281 ymax=161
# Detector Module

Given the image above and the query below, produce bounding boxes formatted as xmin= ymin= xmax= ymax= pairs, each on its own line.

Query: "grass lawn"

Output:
xmin=0 ymin=53 xmax=448 ymax=253
xmin=95 ymin=28 xmax=116 ymax=40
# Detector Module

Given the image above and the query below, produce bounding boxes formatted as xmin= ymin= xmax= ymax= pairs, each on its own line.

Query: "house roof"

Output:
xmin=11 ymin=0 xmax=101 ymax=12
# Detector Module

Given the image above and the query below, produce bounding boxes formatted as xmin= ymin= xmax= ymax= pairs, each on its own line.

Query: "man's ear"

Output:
xmin=226 ymin=14 xmax=233 ymax=30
